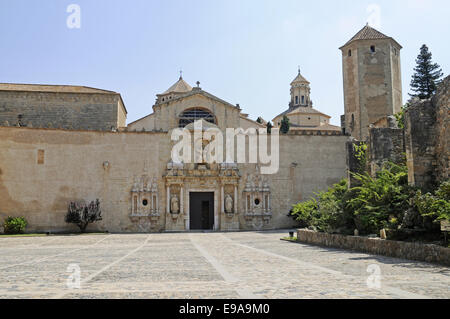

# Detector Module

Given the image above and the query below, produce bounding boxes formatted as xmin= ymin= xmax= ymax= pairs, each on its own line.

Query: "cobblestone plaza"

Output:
xmin=0 ymin=231 xmax=448 ymax=299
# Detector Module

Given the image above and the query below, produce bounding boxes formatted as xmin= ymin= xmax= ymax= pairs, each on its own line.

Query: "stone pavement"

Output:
xmin=0 ymin=231 xmax=448 ymax=299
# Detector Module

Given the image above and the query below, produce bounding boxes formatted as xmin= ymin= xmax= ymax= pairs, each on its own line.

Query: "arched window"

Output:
xmin=178 ymin=108 xmax=216 ymax=128
xmin=348 ymin=49 xmax=352 ymax=57
xmin=370 ymin=45 xmax=375 ymax=53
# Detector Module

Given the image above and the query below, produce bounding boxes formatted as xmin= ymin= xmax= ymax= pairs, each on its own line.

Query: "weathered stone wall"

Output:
xmin=434 ymin=77 xmax=449 ymax=182
xmin=404 ymin=76 xmax=449 ymax=190
xmin=297 ymin=229 xmax=450 ymax=266
xmin=0 ymin=127 xmax=348 ymax=233
xmin=368 ymin=127 xmax=405 ymax=176
xmin=404 ymin=99 xmax=436 ymax=189
xmin=0 ymin=91 xmax=126 ymax=131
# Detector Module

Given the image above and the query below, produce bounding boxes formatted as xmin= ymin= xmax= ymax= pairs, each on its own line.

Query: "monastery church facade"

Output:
xmin=0 ymin=25 xmax=402 ymax=232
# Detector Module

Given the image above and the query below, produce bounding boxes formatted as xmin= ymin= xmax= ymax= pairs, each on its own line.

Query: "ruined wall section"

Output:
xmin=404 ymin=76 xmax=449 ymax=190
xmin=368 ymin=126 xmax=405 ymax=176
xmin=433 ymin=76 xmax=449 ymax=182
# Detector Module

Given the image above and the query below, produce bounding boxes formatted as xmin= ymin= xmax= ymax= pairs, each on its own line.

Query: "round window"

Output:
xmin=142 ymin=199 xmax=148 ymax=206
xmin=254 ymin=198 xmax=261 ymax=206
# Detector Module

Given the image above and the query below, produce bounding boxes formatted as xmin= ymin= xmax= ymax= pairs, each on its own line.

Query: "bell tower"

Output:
xmin=340 ymin=24 xmax=403 ymax=140
xmin=290 ymin=68 xmax=312 ymax=108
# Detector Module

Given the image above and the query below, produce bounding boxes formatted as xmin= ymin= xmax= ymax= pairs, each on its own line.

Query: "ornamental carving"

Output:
xmin=243 ymin=173 xmax=272 ymax=226
xmin=130 ymin=175 xmax=159 ymax=217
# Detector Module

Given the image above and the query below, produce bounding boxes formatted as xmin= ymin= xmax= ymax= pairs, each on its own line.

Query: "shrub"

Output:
xmin=347 ymin=162 xmax=411 ymax=234
xmin=414 ymin=181 xmax=450 ymax=223
xmin=65 ymin=199 xmax=102 ymax=233
xmin=290 ymin=179 xmax=354 ymax=233
xmin=353 ymin=142 xmax=367 ymax=172
xmin=290 ymin=198 xmax=318 ymax=228
xmin=3 ymin=216 xmax=28 ymax=234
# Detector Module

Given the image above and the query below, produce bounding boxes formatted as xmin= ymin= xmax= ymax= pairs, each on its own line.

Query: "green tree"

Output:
xmin=410 ymin=44 xmax=443 ymax=99
xmin=266 ymin=121 xmax=273 ymax=134
xmin=280 ymin=115 xmax=290 ymax=134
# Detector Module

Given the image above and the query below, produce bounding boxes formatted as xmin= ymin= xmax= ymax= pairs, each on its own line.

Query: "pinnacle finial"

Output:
xmin=179 ymin=69 xmax=183 ymax=79
xmin=298 ymin=66 xmax=301 ymax=74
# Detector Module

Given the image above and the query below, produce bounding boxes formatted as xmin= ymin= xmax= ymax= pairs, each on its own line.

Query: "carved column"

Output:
xmin=180 ymin=186 xmax=184 ymax=215
xmin=166 ymin=185 xmax=170 ymax=214
xmin=234 ymin=185 xmax=238 ymax=213
xmin=221 ymin=185 xmax=224 ymax=214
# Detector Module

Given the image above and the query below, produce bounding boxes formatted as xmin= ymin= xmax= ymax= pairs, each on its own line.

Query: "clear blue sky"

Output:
xmin=0 ymin=0 xmax=448 ymax=125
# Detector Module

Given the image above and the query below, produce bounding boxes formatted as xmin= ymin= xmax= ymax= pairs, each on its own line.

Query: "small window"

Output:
xmin=301 ymin=96 xmax=305 ymax=104
xmin=142 ymin=199 xmax=148 ymax=206
xmin=295 ymin=96 xmax=298 ymax=104
xmin=37 ymin=149 xmax=45 ymax=165
xmin=254 ymin=198 xmax=261 ymax=206
xmin=370 ymin=45 xmax=375 ymax=53
xmin=394 ymin=48 xmax=397 ymax=56
xmin=348 ymin=49 xmax=352 ymax=57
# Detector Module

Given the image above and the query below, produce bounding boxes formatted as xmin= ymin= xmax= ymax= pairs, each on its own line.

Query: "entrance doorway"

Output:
xmin=189 ymin=192 xmax=214 ymax=230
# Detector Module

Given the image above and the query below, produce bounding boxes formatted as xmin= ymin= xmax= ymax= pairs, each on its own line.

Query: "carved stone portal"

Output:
xmin=243 ymin=173 xmax=272 ymax=227
xmin=130 ymin=175 xmax=159 ymax=218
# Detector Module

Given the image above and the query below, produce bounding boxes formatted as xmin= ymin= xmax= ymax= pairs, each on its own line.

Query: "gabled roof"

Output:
xmin=272 ymin=106 xmax=330 ymax=121
xmin=340 ymin=24 xmax=402 ymax=49
xmin=156 ymin=88 xmax=239 ymax=109
xmin=161 ymin=77 xmax=192 ymax=95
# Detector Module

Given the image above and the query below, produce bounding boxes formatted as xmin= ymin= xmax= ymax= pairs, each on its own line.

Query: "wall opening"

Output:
xmin=37 ymin=149 xmax=45 ymax=165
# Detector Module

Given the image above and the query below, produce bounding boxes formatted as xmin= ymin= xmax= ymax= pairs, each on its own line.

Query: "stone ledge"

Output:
xmin=297 ymin=229 xmax=450 ymax=266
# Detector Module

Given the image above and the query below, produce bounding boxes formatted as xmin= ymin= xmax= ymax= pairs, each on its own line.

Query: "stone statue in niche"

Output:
xmin=170 ymin=195 xmax=180 ymax=214
xmin=225 ymin=195 xmax=234 ymax=214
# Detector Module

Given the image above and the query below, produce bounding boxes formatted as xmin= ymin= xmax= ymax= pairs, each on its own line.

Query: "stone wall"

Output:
xmin=434 ymin=77 xmax=450 ymax=182
xmin=0 ymin=90 xmax=126 ymax=131
xmin=297 ymin=229 xmax=450 ymax=266
xmin=404 ymin=76 xmax=449 ymax=190
xmin=0 ymin=126 xmax=348 ymax=233
xmin=368 ymin=126 xmax=405 ymax=176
